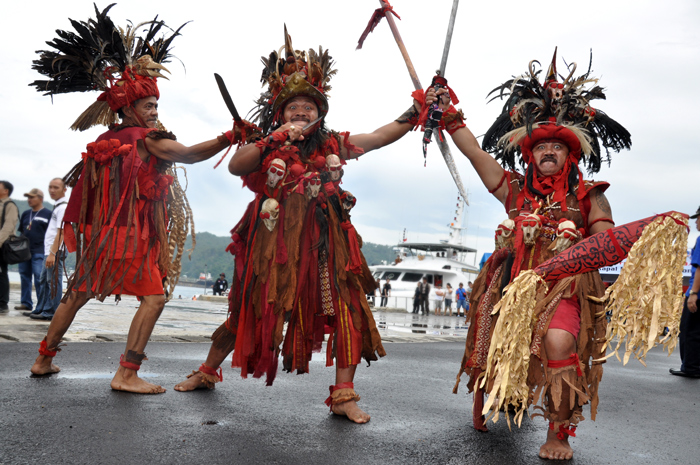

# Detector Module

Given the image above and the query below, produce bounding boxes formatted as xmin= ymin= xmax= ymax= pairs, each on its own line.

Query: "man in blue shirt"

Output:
xmin=670 ymin=207 xmax=700 ymax=378
xmin=15 ymin=188 xmax=51 ymax=312
xmin=455 ymin=282 xmax=468 ymax=317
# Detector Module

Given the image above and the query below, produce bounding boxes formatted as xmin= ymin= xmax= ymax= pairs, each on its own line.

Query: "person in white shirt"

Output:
xmin=434 ymin=285 xmax=445 ymax=315
xmin=29 ymin=179 xmax=67 ymax=320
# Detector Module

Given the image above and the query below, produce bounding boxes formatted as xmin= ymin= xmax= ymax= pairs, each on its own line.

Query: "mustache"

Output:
xmin=540 ymin=155 xmax=557 ymax=164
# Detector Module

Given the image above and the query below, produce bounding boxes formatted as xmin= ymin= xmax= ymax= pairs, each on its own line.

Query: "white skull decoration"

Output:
xmin=546 ymin=81 xmax=564 ymax=111
xmin=260 ymin=198 xmax=280 ymax=232
xmin=326 ymin=154 xmax=343 ymax=182
xmin=550 ymin=219 xmax=581 ymax=253
xmin=521 ymin=213 xmax=543 ymax=247
xmin=305 ymin=174 xmax=321 ymax=200
xmin=266 ymin=159 xmax=286 ymax=188
xmin=342 ymin=192 xmax=356 ymax=212
xmin=495 ymin=219 xmax=515 ymax=249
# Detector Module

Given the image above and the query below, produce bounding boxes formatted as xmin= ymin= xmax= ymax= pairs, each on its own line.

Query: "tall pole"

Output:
xmin=378 ymin=0 xmax=469 ymax=205
xmin=439 ymin=0 xmax=460 ymax=76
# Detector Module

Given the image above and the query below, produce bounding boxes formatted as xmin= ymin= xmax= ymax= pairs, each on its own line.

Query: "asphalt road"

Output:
xmin=0 ymin=342 xmax=697 ymax=465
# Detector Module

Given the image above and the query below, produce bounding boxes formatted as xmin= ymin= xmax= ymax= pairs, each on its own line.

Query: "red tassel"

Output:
xmin=340 ymin=221 xmax=362 ymax=275
xmin=38 ymin=339 xmax=57 ymax=357
xmin=275 ymin=203 xmax=288 ymax=264
xmin=340 ymin=131 xmax=364 ymax=156
xmin=198 ymin=363 xmax=223 ymax=382
xmin=356 ymin=2 xmax=400 ymax=50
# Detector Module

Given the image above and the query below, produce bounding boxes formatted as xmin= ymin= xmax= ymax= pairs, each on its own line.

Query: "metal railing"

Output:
xmin=370 ymin=296 xmax=461 ymax=313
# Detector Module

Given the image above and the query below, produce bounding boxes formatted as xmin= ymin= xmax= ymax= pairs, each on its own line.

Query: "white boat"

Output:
xmin=370 ymin=195 xmax=480 ymax=311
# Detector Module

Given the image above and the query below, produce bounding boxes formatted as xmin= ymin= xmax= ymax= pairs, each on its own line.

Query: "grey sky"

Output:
xmin=2 ymin=0 xmax=699 ymax=259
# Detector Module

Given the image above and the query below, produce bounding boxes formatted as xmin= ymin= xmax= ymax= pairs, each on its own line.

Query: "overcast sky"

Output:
xmin=2 ymin=0 xmax=699 ymax=260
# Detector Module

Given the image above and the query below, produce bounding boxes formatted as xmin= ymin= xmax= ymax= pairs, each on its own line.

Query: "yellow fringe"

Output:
xmin=595 ymin=213 xmax=688 ymax=365
xmin=163 ymin=165 xmax=196 ymax=302
xmin=481 ymin=270 xmax=547 ymax=428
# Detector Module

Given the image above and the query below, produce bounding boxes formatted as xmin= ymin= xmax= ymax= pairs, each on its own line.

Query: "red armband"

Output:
xmin=588 ymin=217 xmax=615 ymax=228
xmin=488 ymin=171 xmax=508 ymax=194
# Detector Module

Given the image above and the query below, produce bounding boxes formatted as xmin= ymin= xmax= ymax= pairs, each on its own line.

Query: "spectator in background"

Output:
xmin=419 ymin=277 xmax=431 ymax=315
xmin=380 ymin=278 xmax=391 ymax=307
xmin=455 ymin=282 xmax=468 ymax=318
xmin=445 ymin=283 xmax=454 ymax=316
xmin=412 ymin=281 xmax=421 ymax=314
xmin=15 ymin=188 xmax=51 ymax=312
xmin=213 ymin=273 xmax=228 ymax=296
xmin=670 ymin=207 xmax=700 ymax=378
xmin=28 ymin=179 xmax=68 ymax=321
xmin=374 ymin=278 xmax=380 ymax=306
xmin=434 ymin=285 xmax=445 ymax=315
xmin=0 ymin=180 xmax=19 ymax=312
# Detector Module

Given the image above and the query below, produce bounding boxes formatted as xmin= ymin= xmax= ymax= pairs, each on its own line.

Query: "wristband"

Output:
xmin=443 ymin=107 xmax=466 ymax=135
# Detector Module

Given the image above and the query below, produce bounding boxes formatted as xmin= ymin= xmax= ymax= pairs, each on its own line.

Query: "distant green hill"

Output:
xmin=7 ymin=197 xmax=396 ymax=275
xmin=179 ymin=232 xmax=396 ymax=278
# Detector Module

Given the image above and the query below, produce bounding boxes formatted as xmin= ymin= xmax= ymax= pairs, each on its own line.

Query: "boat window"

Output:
xmin=434 ymin=275 xmax=443 ymax=287
xmin=442 ymin=265 xmax=451 ymax=270
xmin=424 ymin=275 xmax=433 ymax=284
xmin=380 ymin=271 xmax=401 ymax=281
xmin=373 ymin=272 xmax=382 ymax=279
xmin=401 ymin=272 xmax=423 ymax=282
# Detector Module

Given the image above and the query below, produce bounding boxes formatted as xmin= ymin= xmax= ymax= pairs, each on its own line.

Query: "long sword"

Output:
xmin=378 ymin=0 xmax=468 ymax=205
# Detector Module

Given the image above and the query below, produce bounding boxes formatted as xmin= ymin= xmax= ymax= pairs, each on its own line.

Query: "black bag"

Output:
xmin=2 ymin=235 xmax=31 ymax=264
xmin=1 ymin=200 xmax=31 ymax=264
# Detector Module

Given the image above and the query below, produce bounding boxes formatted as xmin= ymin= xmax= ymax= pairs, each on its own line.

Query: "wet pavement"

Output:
xmin=1 ymin=287 xmax=698 ymax=464
xmin=0 ymin=287 xmax=468 ymax=344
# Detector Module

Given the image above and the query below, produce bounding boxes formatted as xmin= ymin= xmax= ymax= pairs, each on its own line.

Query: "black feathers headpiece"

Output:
xmin=482 ymin=49 xmax=631 ymax=174
xmin=29 ymin=3 xmax=187 ymax=131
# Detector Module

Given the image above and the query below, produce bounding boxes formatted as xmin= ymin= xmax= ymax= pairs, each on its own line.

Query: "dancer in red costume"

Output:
xmin=28 ymin=5 xmax=239 ymax=394
xmin=174 ymin=28 xmax=422 ymax=424
xmin=424 ymin=50 xmax=634 ymax=459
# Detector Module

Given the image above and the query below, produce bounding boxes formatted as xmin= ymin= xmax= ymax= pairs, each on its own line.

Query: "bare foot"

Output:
xmin=110 ymin=366 xmax=165 ymax=394
xmin=331 ymin=400 xmax=371 ymax=424
xmin=174 ymin=371 xmax=213 ymax=392
xmin=539 ymin=427 xmax=574 ymax=460
xmin=31 ymin=355 xmax=61 ymax=376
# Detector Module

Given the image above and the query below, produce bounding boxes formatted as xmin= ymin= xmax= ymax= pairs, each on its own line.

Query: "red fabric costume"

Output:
xmin=215 ymin=131 xmax=384 ymax=386
xmin=63 ymin=126 xmax=175 ymax=299
xmin=456 ymin=170 xmax=609 ymax=427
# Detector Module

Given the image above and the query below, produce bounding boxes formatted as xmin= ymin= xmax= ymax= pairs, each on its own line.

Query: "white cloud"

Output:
xmin=2 ymin=0 xmax=699 ymax=259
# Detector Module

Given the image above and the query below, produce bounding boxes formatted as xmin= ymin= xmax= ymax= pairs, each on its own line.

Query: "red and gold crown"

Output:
xmin=252 ymin=25 xmax=336 ymax=133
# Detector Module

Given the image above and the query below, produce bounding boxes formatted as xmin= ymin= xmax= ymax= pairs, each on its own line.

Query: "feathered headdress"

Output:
xmin=250 ymin=25 xmax=337 ymax=134
xmin=29 ymin=3 xmax=186 ymax=131
xmin=482 ymin=48 xmax=631 ymax=174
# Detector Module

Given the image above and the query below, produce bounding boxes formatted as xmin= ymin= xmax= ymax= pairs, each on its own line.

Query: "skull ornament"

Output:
xmin=326 ymin=154 xmax=343 ymax=182
xmin=545 ymin=80 xmax=564 ymax=112
xmin=260 ymin=198 xmax=280 ymax=232
xmin=521 ymin=213 xmax=543 ymax=247
xmin=495 ymin=218 xmax=515 ymax=249
xmin=341 ymin=191 xmax=356 ymax=212
xmin=550 ymin=219 xmax=581 ymax=253
xmin=583 ymin=106 xmax=597 ymax=124
xmin=304 ymin=174 xmax=322 ymax=200
xmin=266 ymin=159 xmax=286 ymax=188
